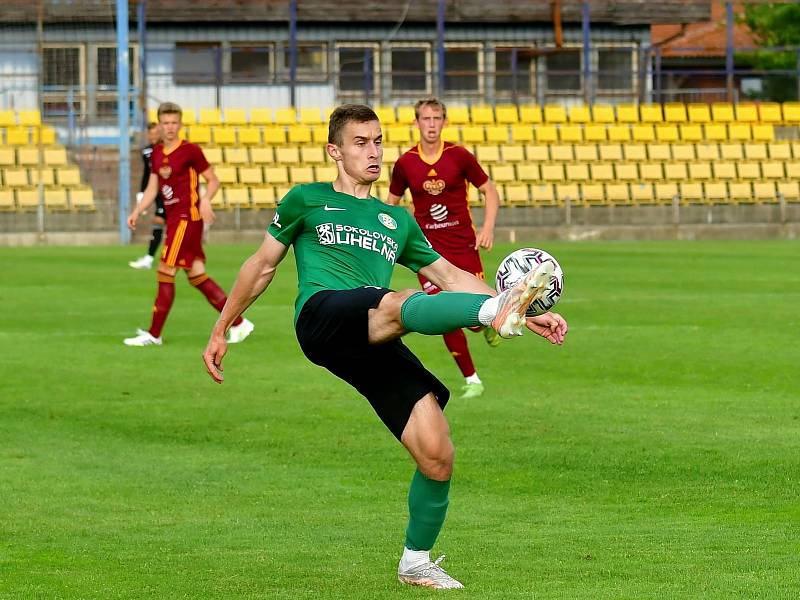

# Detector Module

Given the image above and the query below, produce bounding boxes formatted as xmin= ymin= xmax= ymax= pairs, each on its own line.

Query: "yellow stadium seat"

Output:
xmin=516 ymin=164 xmax=539 ymax=182
xmin=180 ymin=108 xmax=197 ymax=124
xmin=758 ymin=103 xmax=781 ymax=123
xmin=584 ymin=124 xmax=606 ymax=142
xmin=753 ymin=181 xmax=777 ymax=203
xmin=17 ymin=147 xmax=40 ymax=166
xmin=695 ymin=143 xmax=719 ymax=161
xmin=299 ymin=108 xmax=323 ymax=125
xmin=446 ymin=106 xmax=470 ymax=125
xmin=703 ymin=124 xmax=727 ymax=141
xmin=311 ymin=125 xmax=329 ymax=145
xmin=760 ymin=161 xmax=784 ymax=180
xmin=201 ymin=146 xmax=223 ymax=164
xmin=510 ymin=124 xmax=534 ymax=143
xmin=525 ymin=145 xmax=549 ymax=161
xmin=541 ymin=163 xmax=566 ymax=182
xmin=605 ymin=183 xmax=630 ymax=204
xmin=777 ymin=181 xmax=800 ymax=201
xmin=215 ymin=165 xmax=238 ymax=184
xmin=728 ymin=123 xmax=751 ymax=141
xmin=752 ymin=124 xmax=774 ymax=141
xmin=737 ymin=162 xmax=760 ymax=180
xmin=289 ymin=166 xmax=315 ymax=183
xmin=485 ymin=125 xmax=509 ymax=144
xmin=574 ymin=145 xmax=599 ymax=162
xmin=623 ymin=144 xmax=646 ymax=161
xmin=373 ymin=107 xmax=396 ymax=125
xmin=655 ymin=124 xmax=679 ymax=142
xmin=641 ymin=104 xmax=664 ymax=123
xmin=4 ymin=167 xmax=28 ymax=186
xmin=679 ymin=124 xmax=703 ymax=142
xmin=29 ymin=167 xmax=55 ymax=186
xmin=655 ymin=182 xmax=679 ymax=202
xmin=224 ymin=147 xmax=248 ymax=165
xmin=530 ymin=183 xmax=556 ymax=204
xmin=43 ymin=146 xmax=67 ymax=165
xmin=793 ymin=142 xmax=800 ymax=158
xmin=69 ymin=186 xmax=94 ymax=210
xmin=590 ymin=163 xmax=614 ymax=181
xmin=199 ymin=108 xmax=222 ymax=125
xmin=679 ymin=182 xmax=704 ymax=203
xmin=504 ymin=184 xmax=530 ymax=205
xmin=288 ymin=126 xmax=313 ymax=144
xmin=663 ymin=103 xmax=687 ymax=123
xmin=768 ymin=142 xmax=791 ymax=160
xmin=664 ymin=162 xmax=688 ymax=181
xmin=615 ymin=104 xmax=639 ymax=123
xmin=249 ymin=108 xmax=273 ymax=125
xmin=607 ymin=125 xmax=631 ymax=142
xmin=315 ymin=165 xmax=337 ymax=181
xmin=476 ymin=145 xmax=500 ymax=163
xmin=396 ymin=106 xmax=415 ymax=124
xmin=461 ymin=126 xmax=484 ymax=144
xmin=274 ymin=108 xmax=297 ymax=125
xmin=647 ymin=143 xmax=671 ymax=161
xmin=6 ymin=128 xmax=29 ymax=145
xmin=221 ymin=108 xmax=247 ymax=126
xmin=543 ymin=105 xmax=567 ymax=123
xmin=712 ymin=161 xmax=736 ymax=180
xmin=188 ymin=126 xmax=212 ymax=144
xmin=502 ymin=145 xmax=525 ymax=162
xmin=688 ymin=161 xmax=712 ymax=180
xmin=18 ymin=109 xmax=41 ymax=127
xmin=555 ymin=183 xmax=579 ymax=203
xmin=249 ymin=186 xmax=275 ymax=208
xmin=630 ymin=182 xmax=654 ymax=203
xmin=581 ymin=183 xmax=605 ymax=204
xmin=592 ymin=104 xmax=615 ymax=123
xmin=640 ymin=163 xmax=663 ymax=181
xmin=735 ymin=103 xmax=758 ymax=122
xmin=238 ymin=127 xmax=262 ymax=145
xmin=15 ymin=188 xmax=38 ymax=209
xmin=728 ymin=182 xmax=752 ymax=202
xmin=490 ymin=164 xmax=515 ymax=183
xmin=711 ymin=103 xmax=735 ymax=122
xmin=550 ymin=144 xmax=573 ymax=161
xmin=614 ymin=163 xmax=638 ymax=181
xmin=225 ymin=186 xmax=251 ymax=207
xmin=568 ymin=105 xmax=591 ymax=123
xmin=439 ymin=126 xmax=459 ymax=143
xmin=0 ymin=188 xmax=14 ymax=209
xmin=264 ymin=166 xmax=289 ymax=185
xmin=248 ymin=147 xmax=273 ymax=164
xmin=212 ymin=127 xmax=236 ymax=145
xmin=566 ymin=163 xmax=589 ymax=182
xmin=672 ymin=144 xmax=695 ymax=161
xmin=39 ymin=127 xmax=56 ymax=145
xmin=687 ymin=103 xmax=711 ymax=123
xmin=382 ymin=146 xmax=401 ymax=164
xmin=275 ymin=146 xmax=300 ymax=164
xmin=471 ymin=106 xmax=494 ymax=125
xmin=782 ymin=102 xmax=800 ymax=124
xmin=598 ymin=143 xmax=623 ymax=162
xmin=386 ymin=125 xmax=411 ymax=144
xmin=743 ymin=142 xmax=767 ymax=160
xmin=559 ymin=125 xmax=582 ymax=143
xmin=0 ymin=110 xmax=16 ymax=126
xmin=0 ymin=147 xmax=15 ymax=166
xmin=720 ymin=143 xmax=743 ymax=160
xmin=704 ymin=182 xmax=727 ymax=203
xmin=147 ymin=107 xmax=158 ymax=123
xmin=495 ymin=105 xmax=519 ymax=124
xmin=519 ymin=105 xmax=542 ymax=124
xmin=534 ymin=125 xmax=558 ymax=143
xmin=238 ymin=165 xmax=264 ymax=185
xmin=301 ymin=146 xmax=326 ymax=164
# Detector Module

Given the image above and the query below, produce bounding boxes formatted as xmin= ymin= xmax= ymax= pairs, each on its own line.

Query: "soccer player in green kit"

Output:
xmin=202 ymin=105 xmax=568 ymax=589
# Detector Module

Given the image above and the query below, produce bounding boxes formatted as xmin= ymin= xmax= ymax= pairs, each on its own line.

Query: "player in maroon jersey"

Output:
xmin=123 ymin=102 xmax=254 ymax=347
xmin=387 ymin=97 xmax=501 ymax=399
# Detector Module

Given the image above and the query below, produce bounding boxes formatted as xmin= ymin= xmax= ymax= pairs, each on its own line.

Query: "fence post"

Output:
xmin=582 ymin=0 xmax=592 ymax=105
xmin=564 ymin=196 xmax=572 ymax=226
xmin=436 ymin=0 xmax=445 ymax=97
xmin=117 ymin=0 xmax=131 ymax=245
xmin=725 ymin=1 xmax=734 ymax=102
xmin=289 ymin=0 xmax=297 ymax=107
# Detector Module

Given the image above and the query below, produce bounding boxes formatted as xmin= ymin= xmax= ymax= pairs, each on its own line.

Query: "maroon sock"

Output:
xmin=149 ymin=271 xmax=176 ymax=338
xmin=189 ymin=273 xmax=243 ymax=326
xmin=443 ymin=329 xmax=476 ymax=378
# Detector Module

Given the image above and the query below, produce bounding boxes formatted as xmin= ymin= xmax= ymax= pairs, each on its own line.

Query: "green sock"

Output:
xmin=400 ymin=291 xmax=490 ymax=335
xmin=404 ymin=469 xmax=451 ymax=551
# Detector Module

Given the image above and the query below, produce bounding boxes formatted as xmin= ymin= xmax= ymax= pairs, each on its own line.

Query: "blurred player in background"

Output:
xmin=202 ymin=104 xmax=567 ymax=589
xmin=124 ymin=102 xmax=254 ymax=347
xmin=129 ymin=122 xmax=165 ymax=270
xmin=387 ymin=97 xmax=501 ymax=399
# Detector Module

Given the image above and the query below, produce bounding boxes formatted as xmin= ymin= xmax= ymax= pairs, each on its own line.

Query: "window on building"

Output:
xmin=42 ymin=45 xmax=84 ymax=117
xmin=495 ymin=47 xmax=536 ymax=96
xmin=96 ymin=46 xmax=137 ymax=115
xmin=230 ymin=45 xmax=273 ymax=83
xmin=174 ymin=43 xmax=221 ymax=84
xmin=280 ymin=43 xmax=327 ymax=81
xmin=597 ymin=47 xmax=633 ymax=91
xmin=444 ymin=46 xmax=481 ymax=93
xmin=391 ymin=46 xmax=429 ymax=94
xmin=337 ymin=45 xmax=378 ymax=95
xmin=546 ymin=49 xmax=581 ymax=92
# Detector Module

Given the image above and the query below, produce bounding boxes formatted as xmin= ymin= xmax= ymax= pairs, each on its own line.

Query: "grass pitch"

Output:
xmin=1 ymin=240 xmax=799 ymax=599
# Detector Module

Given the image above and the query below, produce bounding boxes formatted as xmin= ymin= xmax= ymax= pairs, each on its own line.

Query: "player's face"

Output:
xmin=330 ymin=120 xmax=383 ymax=184
xmin=158 ymin=113 xmax=182 ymax=143
xmin=147 ymin=125 xmax=162 ymax=145
xmin=415 ymin=105 xmax=446 ymax=144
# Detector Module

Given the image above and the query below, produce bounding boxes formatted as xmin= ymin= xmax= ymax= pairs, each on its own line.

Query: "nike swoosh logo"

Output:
xmin=324 ymin=205 xmax=346 ymax=211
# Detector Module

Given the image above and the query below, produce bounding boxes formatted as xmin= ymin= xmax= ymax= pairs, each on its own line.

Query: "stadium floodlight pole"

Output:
xmin=725 ymin=1 xmax=734 ymax=102
xmin=117 ymin=0 xmax=131 ymax=245
xmin=582 ymin=0 xmax=591 ymax=105
xmin=137 ymin=0 xmax=147 ymax=132
xmin=437 ymin=0 xmax=445 ymax=97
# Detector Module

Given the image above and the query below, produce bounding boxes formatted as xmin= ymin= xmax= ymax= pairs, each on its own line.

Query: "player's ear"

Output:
xmin=326 ymin=143 xmax=342 ymax=162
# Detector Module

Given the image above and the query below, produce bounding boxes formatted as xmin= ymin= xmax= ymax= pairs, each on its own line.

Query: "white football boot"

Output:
xmin=491 ymin=260 xmax=554 ymax=338
xmin=128 ymin=255 xmax=154 ymax=270
xmin=123 ymin=328 xmax=162 ymax=346
xmin=226 ymin=318 xmax=254 ymax=344
xmin=398 ymin=555 xmax=464 ymax=589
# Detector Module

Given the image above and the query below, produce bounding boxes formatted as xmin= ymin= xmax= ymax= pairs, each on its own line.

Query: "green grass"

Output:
xmin=1 ymin=240 xmax=799 ymax=599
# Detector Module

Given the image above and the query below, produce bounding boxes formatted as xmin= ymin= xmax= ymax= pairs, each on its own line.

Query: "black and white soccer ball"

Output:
xmin=495 ymin=248 xmax=564 ymax=317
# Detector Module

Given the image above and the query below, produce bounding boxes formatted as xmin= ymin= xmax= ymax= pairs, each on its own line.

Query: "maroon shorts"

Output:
xmin=418 ymin=249 xmax=485 ymax=295
xmin=161 ymin=218 xmax=205 ymax=268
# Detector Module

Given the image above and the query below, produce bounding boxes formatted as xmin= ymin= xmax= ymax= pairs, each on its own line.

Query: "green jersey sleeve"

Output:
xmin=398 ymin=210 xmax=441 ymax=273
xmin=267 ymin=185 xmax=306 ymax=245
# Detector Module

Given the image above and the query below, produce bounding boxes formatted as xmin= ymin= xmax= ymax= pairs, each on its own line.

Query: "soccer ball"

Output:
xmin=495 ymin=248 xmax=564 ymax=317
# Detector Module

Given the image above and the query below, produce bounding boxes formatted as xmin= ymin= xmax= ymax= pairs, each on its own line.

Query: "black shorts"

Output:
xmin=154 ymin=195 xmax=165 ymax=219
xmin=295 ymin=287 xmax=450 ymax=440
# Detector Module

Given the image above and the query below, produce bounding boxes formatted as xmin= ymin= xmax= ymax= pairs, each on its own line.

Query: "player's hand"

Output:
xmin=475 ymin=227 xmax=494 ymax=251
xmin=126 ymin=211 xmax=138 ymax=230
xmin=202 ymin=333 xmax=227 ymax=384
xmin=526 ymin=311 xmax=568 ymax=345
xmin=199 ymin=202 xmax=216 ymax=225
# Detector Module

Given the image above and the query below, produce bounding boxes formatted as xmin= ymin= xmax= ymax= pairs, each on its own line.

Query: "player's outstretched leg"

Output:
xmin=488 ymin=260 xmax=554 ymax=338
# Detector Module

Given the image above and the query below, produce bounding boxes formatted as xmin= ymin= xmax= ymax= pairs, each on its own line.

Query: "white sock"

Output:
xmin=477 ymin=294 xmax=502 ymax=326
xmin=400 ymin=547 xmax=431 ymax=570
xmin=465 ymin=373 xmax=481 ymax=385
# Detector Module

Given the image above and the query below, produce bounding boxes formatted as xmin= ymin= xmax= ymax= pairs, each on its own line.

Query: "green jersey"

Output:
xmin=267 ymin=182 xmax=441 ymax=321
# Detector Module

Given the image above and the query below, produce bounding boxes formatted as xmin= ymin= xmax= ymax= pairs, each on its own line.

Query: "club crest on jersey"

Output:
xmin=423 ymin=179 xmax=446 ymax=195
xmin=316 ymin=223 xmax=335 ymax=245
xmin=159 ymin=165 xmax=172 ymax=179
xmin=378 ymin=213 xmax=397 ymax=230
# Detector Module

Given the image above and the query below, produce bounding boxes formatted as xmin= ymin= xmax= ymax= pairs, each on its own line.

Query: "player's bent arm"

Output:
xmin=418 ymin=256 xmax=496 ymax=296
xmin=385 ymin=192 xmax=402 ymax=206
xmin=475 ymin=180 xmax=500 ymax=250
xmin=127 ymin=173 xmax=159 ymax=229
xmin=199 ymin=167 xmax=220 ymax=204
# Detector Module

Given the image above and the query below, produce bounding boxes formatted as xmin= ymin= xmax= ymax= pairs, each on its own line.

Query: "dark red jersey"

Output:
xmin=389 ymin=142 xmax=488 ymax=254
xmin=150 ymin=140 xmax=210 ymax=223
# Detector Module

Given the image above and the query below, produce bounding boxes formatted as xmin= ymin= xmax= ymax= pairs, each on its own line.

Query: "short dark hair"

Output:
xmin=414 ymin=97 xmax=447 ymax=120
xmin=328 ymin=104 xmax=379 ymax=145
xmin=146 ymin=122 xmax=158 ymax=130
xmin=157 ymin=102 xmax=182 ymax=119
